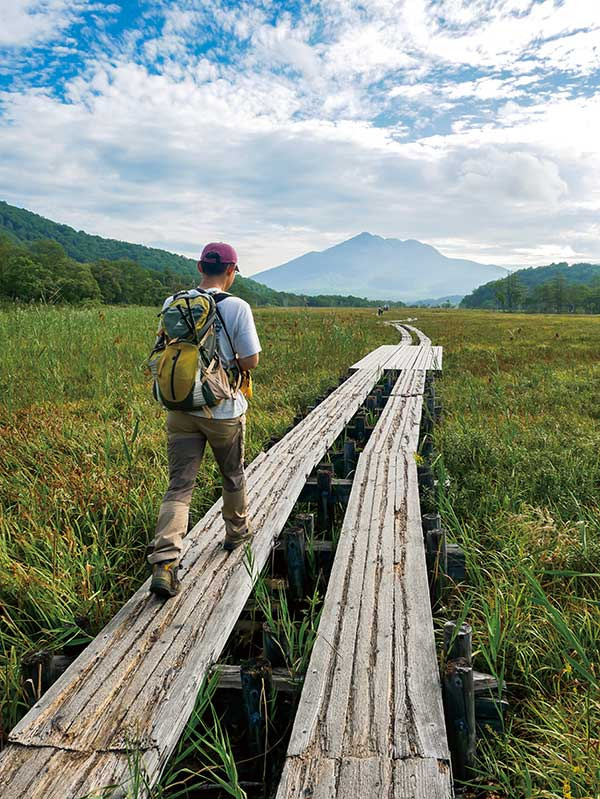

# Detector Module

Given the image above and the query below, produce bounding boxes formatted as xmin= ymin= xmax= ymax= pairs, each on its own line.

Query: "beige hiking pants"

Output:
xmin=148 ymin=411 xmax=248 ymax=564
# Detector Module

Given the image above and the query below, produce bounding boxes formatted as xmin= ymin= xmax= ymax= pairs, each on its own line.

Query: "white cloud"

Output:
xmin=1 ymin=0 xmax=600 ymax=273
xmin=0 ymin=0 xmax=118 ymax=47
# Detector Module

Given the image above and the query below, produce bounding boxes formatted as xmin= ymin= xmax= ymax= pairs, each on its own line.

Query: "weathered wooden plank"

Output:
xmin=379 ymin=346 xmax=442 ymax=372
xmin=343 ymin=380 xmax=419 ymax=759
xmin=399 ymin=324 xmax=431 ymax=346
xmin=337 ymin=755 xmax=392 ymax=795
xmin=385 ymin=322 xmax=414 ymax=346
xmin=275 ymin=339 xmax=451 ymax=798
xmin=277 ymin=754 xmax=452 ymax=798
xmin=349 ymin=344 xmax=404 ymax=371
xmin=393 ymin=757 xmax=453 ymax=798
xmin=284 ymin=373 xmax=417 ymax=761
xmin=392 ymin=461 xmax=448 ymax=761
xmin=278 ymin=756 xmax=338 ymax=798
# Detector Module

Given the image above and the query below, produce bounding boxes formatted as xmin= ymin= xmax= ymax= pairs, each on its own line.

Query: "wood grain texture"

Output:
xmin=0 ymin=366 xmax=387 ymax=799
xmin=275 ymin=328 xmax=452 ymax=799
xmin=350 ymin=345 xmax=443 ymax=373
xmin=278 ymin=755 xmax=451 ymax=798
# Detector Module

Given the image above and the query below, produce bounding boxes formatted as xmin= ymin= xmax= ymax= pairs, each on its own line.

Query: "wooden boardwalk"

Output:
xmin=349 ymin=344 xmax=442 ymax=373
xmin=276 ymin=346 xmax=452 ymax=797
xmin=0 ymin=324 xmax=449 ymax=798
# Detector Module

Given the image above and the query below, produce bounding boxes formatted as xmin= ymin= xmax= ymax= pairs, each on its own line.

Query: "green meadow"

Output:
xmin=1 ymin=305 xmax=599 ymax=798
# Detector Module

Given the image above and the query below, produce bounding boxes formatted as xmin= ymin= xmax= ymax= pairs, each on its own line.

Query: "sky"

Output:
xmin=1 ymin=0 xmax=599 ymax=275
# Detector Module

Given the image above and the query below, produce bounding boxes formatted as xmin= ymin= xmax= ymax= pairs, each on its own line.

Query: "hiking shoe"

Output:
xmin=150 ymin=560 xmax=180 ymax=598
xmin=222 ymin=530 xmax=253 ymax=552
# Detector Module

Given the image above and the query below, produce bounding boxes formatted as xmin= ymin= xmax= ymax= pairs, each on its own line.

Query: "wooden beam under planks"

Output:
xmin=276 ymin=364 xmax=453 ymax=798
xmin=0 ymin=364 xmax=389 ymax=799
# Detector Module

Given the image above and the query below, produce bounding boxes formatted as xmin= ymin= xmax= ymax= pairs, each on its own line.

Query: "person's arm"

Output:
xmin=238 ymin=353 xmax=259 ymax=370
xmin=228 ymin=301 xmax=261 ymax=371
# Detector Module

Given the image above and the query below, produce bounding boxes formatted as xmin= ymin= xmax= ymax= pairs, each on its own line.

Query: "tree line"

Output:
xmin=461 ymin=263 xmax=600 ymax=313
xmin=0 ymin=236 xmax=189 ymax=305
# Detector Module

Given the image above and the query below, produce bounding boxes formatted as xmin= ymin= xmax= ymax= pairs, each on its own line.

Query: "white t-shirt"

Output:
xmin=159 ymin=287 xmax=261 ymax=419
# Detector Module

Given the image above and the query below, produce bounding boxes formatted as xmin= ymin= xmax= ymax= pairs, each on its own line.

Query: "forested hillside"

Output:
xmin=0 ymin=201 xmax=197 ymax=276
xmin=461 ymin=262 xmax=600 ymax=312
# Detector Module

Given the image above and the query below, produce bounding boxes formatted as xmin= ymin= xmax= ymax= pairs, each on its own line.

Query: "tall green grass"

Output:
xmin=418 ymin=309 xmax=600 ymax=799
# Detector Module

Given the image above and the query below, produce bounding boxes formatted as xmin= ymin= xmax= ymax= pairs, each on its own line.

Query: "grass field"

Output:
xmin=1 ymin=305 xmax=599 ymax=798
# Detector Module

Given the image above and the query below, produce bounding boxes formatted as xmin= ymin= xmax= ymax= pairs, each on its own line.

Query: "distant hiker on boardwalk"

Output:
xmin=147 ymin=242 xmax=261 ymax=598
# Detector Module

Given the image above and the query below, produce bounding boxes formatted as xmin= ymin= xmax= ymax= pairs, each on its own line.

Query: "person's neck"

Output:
xmin=199 ymin=276 xmax=228 ymax=291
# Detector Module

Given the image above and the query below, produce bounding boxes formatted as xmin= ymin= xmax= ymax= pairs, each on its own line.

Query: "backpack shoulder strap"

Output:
xmin=194 ymin=288 xmax=240 ymax=369
xmin=194 ymin=287 xmax=230 ymax=304
xmin=213 ymin=297 xmax=241 ymax=371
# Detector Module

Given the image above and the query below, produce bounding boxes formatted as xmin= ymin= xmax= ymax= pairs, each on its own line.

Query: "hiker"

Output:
xmin=147 ymin=242 xmax=261 ymax=597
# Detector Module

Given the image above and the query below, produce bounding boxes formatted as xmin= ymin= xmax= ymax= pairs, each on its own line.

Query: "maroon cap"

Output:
xmin=200 ymin=242 xmax=238 ymax=267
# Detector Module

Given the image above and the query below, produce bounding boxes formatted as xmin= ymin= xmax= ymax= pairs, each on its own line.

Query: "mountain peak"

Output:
xmin=254 ymin=233 xmax=508 ymax=302
xmin=345 ymin=231 xmax=380 ymax=243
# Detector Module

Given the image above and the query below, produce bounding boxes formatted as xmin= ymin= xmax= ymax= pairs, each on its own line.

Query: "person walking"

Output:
xmin=148 ymin=242 xmax=261 ymax=598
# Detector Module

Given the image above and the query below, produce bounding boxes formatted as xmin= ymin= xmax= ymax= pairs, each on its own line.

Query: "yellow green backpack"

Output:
xmin=148 ymin=289 xmax=233 ymax=410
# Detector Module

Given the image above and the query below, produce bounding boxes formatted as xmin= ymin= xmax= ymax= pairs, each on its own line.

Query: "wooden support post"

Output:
xmin=443 ymin=658 xmax=476 ymax=785
xmin=444 ymin=621 xmax=472 ymax=663
xmin=443 ymin=621 xmax=476 ymax=786
xmin=299 ymin=476 xmax=353 ymax=504
xmin=316 ymin=468 xmax=334 ymax=533
xmin=241 ymin=659 xmax=272 ymax=756
xmin=374 ymin=387 xmax=384 ymax=407
xmin=417 ymin=464 xmax=435 ymax=491
xmin=262 ymin=622 xmax=284 ymax=666
xmin=422 ymin=378 xmax=435 ymax=436
xmin=446 ymin=543 xmax=467 ymax=581
xmin=421 ymin=433 xmax=434 ymax=460
xmin=353 ymin=413 xmax=366 ymax=442
xmin=418 ymin=464 xmax=436 ymax=513
xmin=22 ymin=651 xmax=73 ymax=705
xmin=422 ymin=511 xmax=441 ymax=533
xmin=343 ymin=438 xmax=357 ymax=476
xmin=473 ymin=669 xmax=508 ymax=736
xmin=424 ymin=525 xmax=447 ymax=605
xmin=283 ymin=525 xmax=306 ymax=602
xmin=295 ymin=512 xmax=315 ymax=539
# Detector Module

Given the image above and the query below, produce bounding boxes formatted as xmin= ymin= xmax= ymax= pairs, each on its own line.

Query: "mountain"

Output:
xmin=413 ymin=295 xmax=464 ymax=307
xmin=253 ymin=233 xmax=508 ymax=301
